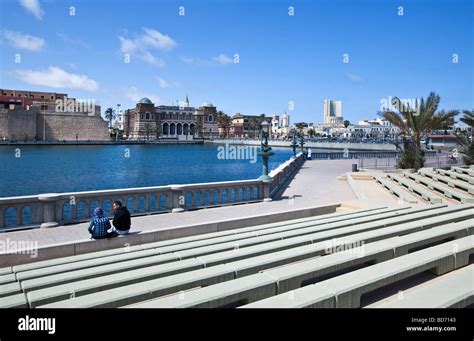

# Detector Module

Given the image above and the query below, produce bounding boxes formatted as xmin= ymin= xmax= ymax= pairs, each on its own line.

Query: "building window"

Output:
xmin=51 ymin=96 xmax=54 ymax=99
xmin=141 ymin=114 xmax=144 ymax=120
xmin=152 ymin=114 xmax=154 ymax=120
xmin=146 ymin=112 xmax=150 ymax=120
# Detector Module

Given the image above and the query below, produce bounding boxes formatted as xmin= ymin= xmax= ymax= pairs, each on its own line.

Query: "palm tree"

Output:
xmin=457 ymin=110 xmax=474 ymax=165
xmin=460 ymin=110 xmax=474 ymax=137
xmin=196 ymin=121 xmax=203 ymax=138
xmin=295 ymin=123 xmax=305 ymax=132
xmin=217 ymin=111 xmax=232 ymax=138
xmin=380 ymin=92 xmax=457 ymax=170
xmin=250 ymin=117 xmax=259 ymax=139
xmin=103 ymin=107 xmax=115 ymax=129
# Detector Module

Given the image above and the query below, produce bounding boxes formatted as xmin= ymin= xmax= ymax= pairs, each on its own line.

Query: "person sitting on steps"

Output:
xmin=110 ymin=200 xmax=131 ymax=236
xmin=88 ymin=207 xmax=115 ymax=239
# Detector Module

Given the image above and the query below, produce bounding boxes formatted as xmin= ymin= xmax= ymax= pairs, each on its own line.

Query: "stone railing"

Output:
xmin=0 ymin=154 xmax=305 ymax=231
xmin=268 ymin=152 xmax=305 ymax=199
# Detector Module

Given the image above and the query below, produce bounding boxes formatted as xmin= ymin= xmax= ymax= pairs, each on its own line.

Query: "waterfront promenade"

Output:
xmin=0 ymin=159 xmax=408 ymax=266
xmin=0 ymin=160 xmax=438 ymax=267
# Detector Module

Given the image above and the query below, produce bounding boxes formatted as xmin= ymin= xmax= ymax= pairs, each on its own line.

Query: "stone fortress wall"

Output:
xmin=0 ymin=88 xmax=109 ymax=141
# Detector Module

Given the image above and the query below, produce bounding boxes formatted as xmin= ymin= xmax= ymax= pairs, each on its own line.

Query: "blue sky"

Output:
xmin=0 ymin=0 xmax=472 ymax=124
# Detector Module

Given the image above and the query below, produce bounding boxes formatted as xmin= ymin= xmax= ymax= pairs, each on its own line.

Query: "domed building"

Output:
xmin=123 ymin=95 xmax=218 ymax=140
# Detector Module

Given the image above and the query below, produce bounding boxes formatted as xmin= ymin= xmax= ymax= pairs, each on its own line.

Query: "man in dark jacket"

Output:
xmin=111 ymin=200 xmax=131 ymax=235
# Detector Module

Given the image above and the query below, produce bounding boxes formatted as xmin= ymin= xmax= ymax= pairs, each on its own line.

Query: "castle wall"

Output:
xmin=36 ymin=112 xmax=110 ymax=141
xmin=0 ymin=108 xmax=37 ymax=140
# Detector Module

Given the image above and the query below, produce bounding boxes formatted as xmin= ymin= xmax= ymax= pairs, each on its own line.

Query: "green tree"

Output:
xmin=217 ymin=111 xmax=232 ymax=138
xmin=457 ymin=110 xmax=474 ymax=165
xmin=103 ymin=107 xmax=116 ymax=129
xmin=196 ymin=121 xmax=203 ymax=138
xmin=380 ymin=92 xmax=457 ymax=170
xmin=155 ymin=127 xmax=161 ymax=139
xmin=344 ymin=120 xmax=350 ymax=128
xmin=295 ymin=123 xmax=305 ymax=131
xmin=249 ymin=117 xmax=259 ymax=138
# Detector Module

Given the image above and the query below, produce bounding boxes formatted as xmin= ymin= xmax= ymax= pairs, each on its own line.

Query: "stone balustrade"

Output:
xmin=0 ymin=154 xmax=305 ymax=231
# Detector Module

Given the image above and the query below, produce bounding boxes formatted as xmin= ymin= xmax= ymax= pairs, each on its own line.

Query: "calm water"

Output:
xmin=0 ymin=144 xmax=298 ymax=197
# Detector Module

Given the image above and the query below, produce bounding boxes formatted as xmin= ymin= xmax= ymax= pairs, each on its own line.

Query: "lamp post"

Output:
xmin=290 ymin=133 xmax=298 ymax=158
xmin=299 ymin=132 xmax=305 ymax=155
xmin=258 ymin=120 xmax=274 ymax=181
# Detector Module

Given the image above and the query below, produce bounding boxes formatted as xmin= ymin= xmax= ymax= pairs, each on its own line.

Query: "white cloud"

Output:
xmin=155 ymin=77 xmax=179 ymax=88
xmin=119 ymin=36 xmax=138 ymax=55
xmin=2 ymin=30 xmax=44 ymax=51
xmin=124 ymin=86 xmax=160 ymax=104
xmin=346 ymin=73 xmax=366 ymax=84
xmin=142 ymin=51 xmax=165 ymax=67
xmin=212 ymin=54 xmax=233 ymax=64
xmin=14 ymin=66 xmax=99 ymax=91
xmin=119 ymin=28 xmax=176 ymax=66
xmin=19 ymin=0 xmax=44 ymax=20
xmin=182 ymin=54 xmax=236 ymax=66
xmin=141 ymin=28 xmax=176 ymax=51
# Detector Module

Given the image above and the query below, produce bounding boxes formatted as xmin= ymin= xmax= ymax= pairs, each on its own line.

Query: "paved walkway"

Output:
xmin=0 ymin=159 xmax=400 ymax=248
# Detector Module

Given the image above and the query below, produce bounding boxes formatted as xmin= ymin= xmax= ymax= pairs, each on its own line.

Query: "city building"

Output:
xmin=114 ymin=104 xmax=125 ymax=131
xmin=323 ymin=99 xmax=344 ymax=126
xmin=123 ymin=96 xmax=219 ymax=140
xmin=0 ymin=89 xmax=108 ymax=141
xmin=228 ymin=114 xmax=273 ymax=138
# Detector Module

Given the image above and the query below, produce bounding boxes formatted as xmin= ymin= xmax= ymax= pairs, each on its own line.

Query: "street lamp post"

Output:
xmin=290 ymin=133 xmax=298 ymax=158
xmin=299 ymin=132 xmax=306 ymax=155
xmin=258 ymin=121 xmax=274 ymax=181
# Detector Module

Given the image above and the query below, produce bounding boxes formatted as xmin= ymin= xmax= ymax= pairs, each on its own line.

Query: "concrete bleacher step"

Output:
xmin=22 ymin=208 xmax=470 ymax=306
xmin=0 ymin=282 xmax=22 ymax=298
xmin=32 ymin=214 xmax=474 ymax=308
xmin=367 ymin=264 xmax=474 ymax=308
xmin=373 ymin=175 xmax=418 ymax=203
xmin=403 ymin=172 xmax=474 ymax=203
xmin=418 ymin=168 xmax=474 ymax=194
xmin=387 ymin=174 xmax=443 ymax=204
xmin=24 ymin=216 xmax=470 ymax=308
xmin=2 ymin=205 xmax=472 ymax=308
xmin=452 ymin=166 xmax=474 ymax=177
xmin=10 ymin=206 xmax=396 ymax=274
xmin=124 ymin=221 xmax=473 ymax=308
xmin=241 ymin=236 xmax=474 ymax=308
xmin=0 ymin=293 xmax=28 ymax=308
xmin=13 ymin=206 xmax=445 ymax=283
xmin=436 ymin=168 xmax=474 ymax=185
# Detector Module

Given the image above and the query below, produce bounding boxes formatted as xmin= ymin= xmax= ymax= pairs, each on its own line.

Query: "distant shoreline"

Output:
xmin=0 ymin=140 xmax=205 ymax=146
